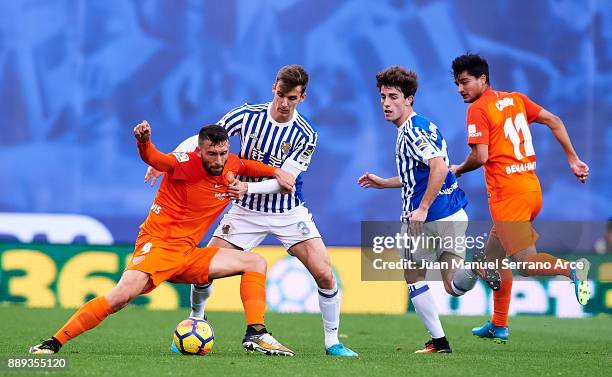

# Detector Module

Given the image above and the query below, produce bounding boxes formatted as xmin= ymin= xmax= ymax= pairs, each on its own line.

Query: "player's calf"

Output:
xmin=29 ymin=271 xmax=148 ymax=355
xmin=106 ymin=270 xmax=152 ymax=310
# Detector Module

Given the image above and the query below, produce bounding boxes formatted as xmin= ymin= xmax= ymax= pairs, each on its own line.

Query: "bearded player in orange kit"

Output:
xmin=29 ymin=121 xmax=296 ymax=356
xmin=450 ymin=53 xmax=591 ymax=343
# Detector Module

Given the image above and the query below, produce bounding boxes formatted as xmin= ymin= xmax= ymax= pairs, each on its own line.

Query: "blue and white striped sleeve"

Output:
xmin=217 ymin=104 xmax=247 ymax=137
xmin=284 ymin=132 xmax=318 ymax=172
xmin=406 ymin=127 xmax=443 ymax=163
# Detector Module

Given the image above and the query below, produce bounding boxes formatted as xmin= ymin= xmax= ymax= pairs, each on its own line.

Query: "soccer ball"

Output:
xmin=172 ymin=317 xmax=214 ymax=355
xmin=267 ymin=256 xmax=341 ymax=313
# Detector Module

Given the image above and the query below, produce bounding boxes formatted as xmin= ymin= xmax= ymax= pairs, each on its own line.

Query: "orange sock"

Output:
xmin=53 ymin=296 xmax=113 ymax=345
xmin=524 ymin=253 xmax=570 ymax=277
xmin=491 ymin=267 xmax=513 ymax=327
xmin=240 ymin=272 xmax=266 ymax=325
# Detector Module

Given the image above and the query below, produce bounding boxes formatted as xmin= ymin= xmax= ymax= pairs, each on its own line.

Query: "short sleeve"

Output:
xmin=406 ymin=127 xmax=444 ymax=163
xmin=284 ymin=133 xmax=317 ymax=172
xmin=466 ymin=106 xmax=490 ymax=145
xmin=514 ymin=93 xmax=543 ymax=123
xmin=217 ymin=104 xmax=247 ymax=137
xmin=168 ymin=152 xmax=193 ymax=180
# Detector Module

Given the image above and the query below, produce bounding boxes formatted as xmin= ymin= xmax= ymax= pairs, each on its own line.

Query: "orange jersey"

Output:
xmin=466 ymin=88 xmax=543 ymax=202
xmin=136 ymin=140 xmax=276 ymax=248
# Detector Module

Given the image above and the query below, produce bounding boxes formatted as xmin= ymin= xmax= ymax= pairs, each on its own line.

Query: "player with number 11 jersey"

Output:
xmin=450 ymin=53 xmax=591 ymax=344
xmin=466 ymin=88 xmax=542 ymax=202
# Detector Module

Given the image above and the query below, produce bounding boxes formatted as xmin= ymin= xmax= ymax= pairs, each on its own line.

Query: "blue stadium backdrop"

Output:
xmin=0 ymin=0 xmax=610 ymax=246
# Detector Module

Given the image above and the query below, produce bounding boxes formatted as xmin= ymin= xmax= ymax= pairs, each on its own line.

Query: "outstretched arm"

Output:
xmin=450 ymin=144 xmax=488 ymax=178
xmin=357 ymin=173 xmax=402 ymax=189
xmin=134 ymin=121 xmax=176 ymax=173
xmin=535 ymin=109 xmax=589 ymax=183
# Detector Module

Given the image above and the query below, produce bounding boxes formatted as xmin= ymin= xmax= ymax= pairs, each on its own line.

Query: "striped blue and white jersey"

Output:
xmin=219 ymin=102 xmax=317 ymax=213
xmin=396 ymin=113 xmax=467 ymax=222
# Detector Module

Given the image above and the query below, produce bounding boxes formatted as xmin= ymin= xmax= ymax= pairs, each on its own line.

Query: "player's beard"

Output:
xmin=202 ymin=160 xmax=224 ymax=176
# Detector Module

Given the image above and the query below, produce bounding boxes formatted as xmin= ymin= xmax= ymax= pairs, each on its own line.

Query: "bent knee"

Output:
xmin=404 ymin=274 xmax=421 ymax=285
xmin=510 ymin=256 xmax=531 ymax=277
xmin=443 ymin=281 xmax=461 ymax=296
xmin=106 ymin=290 xmax=135 ymax=312
xmin=313 ymin=267 xmax=334 ymax=289
xmin=244 ymin=254 xmax=267 ymax=273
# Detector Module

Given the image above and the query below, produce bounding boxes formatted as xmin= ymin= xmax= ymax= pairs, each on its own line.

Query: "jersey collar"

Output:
xmin=267 ymin=102 xmax=298 ymax=127
xmin=398 ymin=111 xmax=418 ymax=132
xmin=482 ymin=87 xmax=495 ymax=98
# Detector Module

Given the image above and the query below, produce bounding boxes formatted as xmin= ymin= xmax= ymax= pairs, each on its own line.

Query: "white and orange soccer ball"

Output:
xmin=173 ymin=317 xmax=214 ymax=355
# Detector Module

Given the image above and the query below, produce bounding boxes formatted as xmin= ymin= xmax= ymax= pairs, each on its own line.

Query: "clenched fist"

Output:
xmin=134 ymin=120 xmax=151 ymax=143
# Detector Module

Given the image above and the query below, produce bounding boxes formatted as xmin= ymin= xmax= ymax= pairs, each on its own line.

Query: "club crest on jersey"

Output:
xmin=172 ymin=152 xmax=189 ymax=162
xmin=249 ymin=134 xmax=258 ymax=141
xmin=281 ymin=142 xmax=292 ymax=154
xmin=222 ymin=224 xmax=231 ymax=235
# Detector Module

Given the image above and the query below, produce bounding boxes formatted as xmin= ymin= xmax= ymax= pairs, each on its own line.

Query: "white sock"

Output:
xmin=451 ymin=265 xmax=478 ymax=296
xmin=189 ymin=283 xmax=212 ymax=319
xmin=409 ymin=281 xmax=445 ymax=338
xmin=318 ymin=285 xmax=340 ymax=349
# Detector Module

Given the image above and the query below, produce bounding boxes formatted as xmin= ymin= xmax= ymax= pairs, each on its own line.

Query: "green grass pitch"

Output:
xmin=1 ymin=305 xmax=610 ymax=377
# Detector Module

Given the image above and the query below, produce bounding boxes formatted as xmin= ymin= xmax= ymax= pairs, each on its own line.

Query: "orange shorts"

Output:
xmin=489 ymin=190 xmax=542 ymax=255
xmin=125 ymin=232 xmax=219 ymax=293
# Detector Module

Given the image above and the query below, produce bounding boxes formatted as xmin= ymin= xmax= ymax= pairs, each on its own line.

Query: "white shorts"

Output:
xmin=212 ymin=205 xmax=322 ymax=252
xmin=400 ymin=208 xmax=468 ymax=263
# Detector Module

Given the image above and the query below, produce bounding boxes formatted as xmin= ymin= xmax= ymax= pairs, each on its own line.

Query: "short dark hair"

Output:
xmin=452 ymin=53 xmax=489 ymax=84
xmin=275 ymin=64 xmax=309 ymax=94
xmin=376 ymin=66 xmax=418 ymax=105
xmin=198 ymin=124 xmax=228 ymax=146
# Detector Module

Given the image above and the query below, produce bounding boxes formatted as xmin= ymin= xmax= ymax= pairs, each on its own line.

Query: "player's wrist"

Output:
xmin=455 ymin=163 xmax=465 ymax=176
xmin=418 ymin=204 xmax=430 ymax=212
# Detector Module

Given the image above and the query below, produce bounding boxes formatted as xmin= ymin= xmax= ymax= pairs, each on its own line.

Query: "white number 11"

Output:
xmin=504 ymin=112 xmax=535 ymax=160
